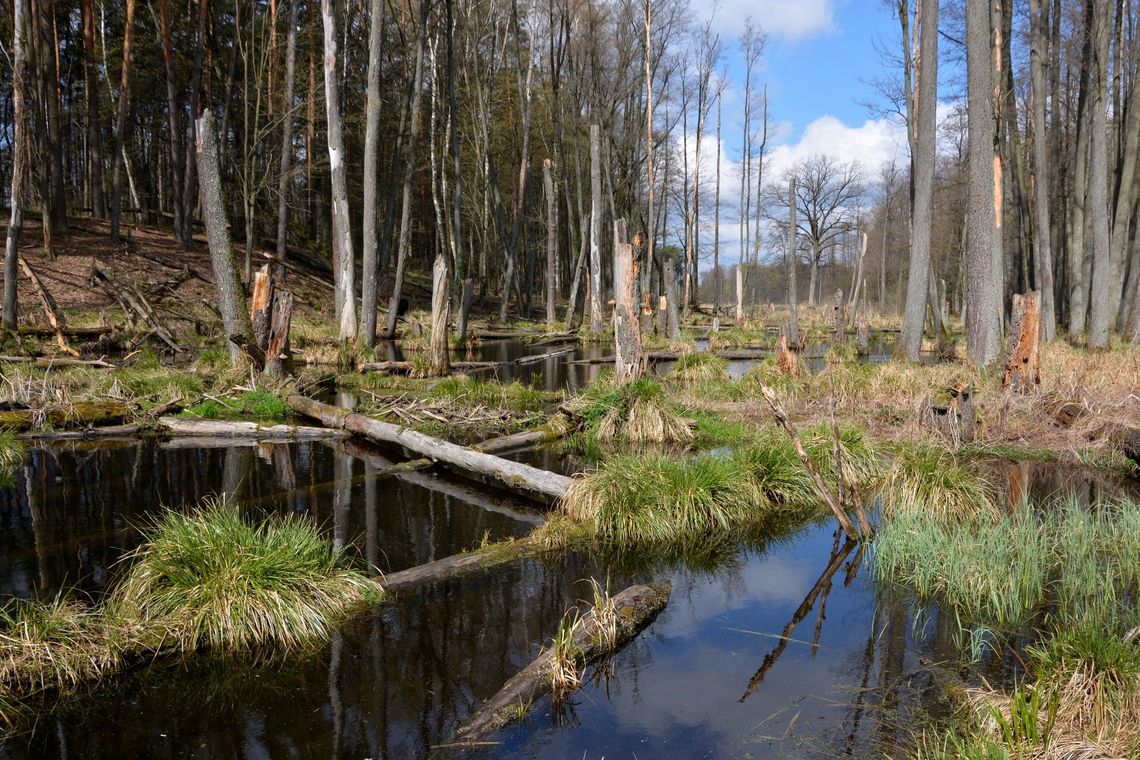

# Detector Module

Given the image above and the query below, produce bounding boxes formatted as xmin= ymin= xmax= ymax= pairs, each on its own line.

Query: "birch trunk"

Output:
xmin=543 ymin=159 xmax=558 ymax=329
xmin=320 ymin=0 xmax=357 ymax=342
xmin=589 ymin=124 xmax=604 ymax=332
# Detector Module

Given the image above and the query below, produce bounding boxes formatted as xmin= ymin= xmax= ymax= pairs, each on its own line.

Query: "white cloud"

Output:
xmin=691 ymin=0 xmax=838 ymax=42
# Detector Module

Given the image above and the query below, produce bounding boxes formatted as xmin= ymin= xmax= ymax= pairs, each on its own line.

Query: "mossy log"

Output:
xmin=472 ymin=425 xmax=567 ymax=455
xmin=0 ymin=401 xmax=130 ymax=431
xmin=448 ymin=582 xmax=671 ymax=744
xmin=286 ymin=394 xmax=572 ymax=500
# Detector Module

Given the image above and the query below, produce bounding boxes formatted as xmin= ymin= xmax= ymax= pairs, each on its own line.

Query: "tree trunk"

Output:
xmin=3 ymin=0 xmax=28 ymax=331
xmin=965 ymin=0 xmax=1001 ymax=365
xmin=787 ymin=174 xmax=799 ymax=346
xmin=1087 ymin=0 xmax=1112 ymax=348
xmin=109 ymin=0 xmax=136 ymax=244
xmin=274 ymin=0 xmax=300 ymax=284
xmin=179 ymin=0 xmax=208 ymax=251
xmin=1028 ymin=0 xmax=1057 ymax=341
xmin=902 ymin=0 xmax=939 ymax=360
xmin=81 ymin=0 xmax=104 ymax=219
xmin=543 ymin=159 xmax=558 ymax=329
xmin=196 ymin=110 xmax=254 ymax=368
xmin=384 ymin=7 xmax=427 ymax=340
xmin=613 ymin=220 xmax=644 ymax=384
xmin=589 ymin=124 xmax=604 ymax=332
xmin=1002 ymin=291 xmax=1041 ymax=391
xmin=429 ymin=253 xmax=451 ymax=377
xmin=158 ymin=0 xmax=184 ymax=241
xmin=321 ymin=0 xmax=357 ymax=342
xmin=359 ymin=0 xmax=385 ymax=346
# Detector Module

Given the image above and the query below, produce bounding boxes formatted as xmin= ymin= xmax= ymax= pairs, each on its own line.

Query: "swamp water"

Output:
xmin=1 ymin=435 xmax=1136 ymax=758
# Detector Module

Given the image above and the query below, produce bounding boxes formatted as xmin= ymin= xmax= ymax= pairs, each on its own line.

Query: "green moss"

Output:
xmin=182 ymin=388 xmax=288 ymax=422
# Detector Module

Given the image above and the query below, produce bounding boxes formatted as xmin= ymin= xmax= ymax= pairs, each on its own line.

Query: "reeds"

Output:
xmin=0 ymin=430 xmax=24 ymax=483
xmin=669 ymin=352 xmax=731 ymax=387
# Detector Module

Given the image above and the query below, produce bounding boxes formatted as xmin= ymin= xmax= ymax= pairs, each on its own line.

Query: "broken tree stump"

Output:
xmin=612 ymin=219 xmax=645 ymax=384
xmin=833 ymin=289 xmax=845 ymax=344
xmin=1002 ymin=291 xmax=1040 ymax=392
xmin=450 ymin=582 xmax=671 ymax=743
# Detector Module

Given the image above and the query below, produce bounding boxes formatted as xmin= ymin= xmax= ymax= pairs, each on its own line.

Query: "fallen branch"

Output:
xmin=286 ymin=394 xmax=572 ymax=500
xmin=92 ymin=261 xmax=181 ymax=352
xmin=449 ymin=582 xmax=671 ymax=743
xmin=17 ymin=256 xmax=79 ymax=357
xmin=0 ymin=355 xmax=116 ymax=368
xmin=757 ymin=383 xmax=860 ymax=541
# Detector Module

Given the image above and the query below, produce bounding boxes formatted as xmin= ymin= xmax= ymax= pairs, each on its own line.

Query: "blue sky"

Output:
xmin=680 ymin=0 xmax=908 ymax=263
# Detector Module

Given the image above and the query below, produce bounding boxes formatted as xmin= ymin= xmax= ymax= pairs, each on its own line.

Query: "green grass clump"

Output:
xmin=561 ymin=453 xmax=763 ymax=551
xmin=568 ymin=378 xmax=693 ymax=446
xmin=0 ymin=430 xmax=25 ymax=484
xmin=427 ymin=376 xmax=549 ymax=413
xmin=669 ymin=352 xmax=731 ymax=386
xmin=108 ymin=500 xmax=382 ymax=652
xmin=183 ymin=388 xmax=288 ymax=422
xmin=880 ymin=444 xmax=999 ymax=525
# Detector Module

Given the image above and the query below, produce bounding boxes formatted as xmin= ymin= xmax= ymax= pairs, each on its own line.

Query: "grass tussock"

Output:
xmin=0 ymin=430 xmax=25 ymax=483
xmin=0 ymin=499 xmax=381 ymax=724
xmin=560 ymin=421 xmax=880 ymax=551
xmin=669 ymin=352 xmax=731 ymax=387
xmin=568 ymin=378 xmax=693 ymax=445
xmin=879 ymin=444 xmax=1000 ymax=525
xmin=109 ymin=499 xmax=382 ymax=652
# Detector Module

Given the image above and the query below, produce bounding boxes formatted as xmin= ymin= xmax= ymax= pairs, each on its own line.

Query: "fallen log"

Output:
xmin=515 ymin=346 xmax=576 ymax=365
xmin=0 ymin=401 xmax=131 ymax=432
xmin=358 ymin=360 xmax=506 ymax=375
xmin=472 ymin=424 xmax=567 ymax=455
xmin=449 ymin=582 xmax=671 ymax=743
xmin=17 ymin=256 xmax=79 ymax=357
xmin=157 ymin=418 xmax=349 ymax=441
xmin=92 ymin=261 xmax=181 ymax=352
xmin=0 ymin=355 xmax=116 ymax=368
xmin=286 ymin=394 xmax=573 ymax=500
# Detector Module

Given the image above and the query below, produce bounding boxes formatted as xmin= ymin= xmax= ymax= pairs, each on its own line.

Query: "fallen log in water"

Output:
xmin=286 ymin=394 xmax=573 ymax=500
xmin=447 ymin=582 xmax=671 ymax=744
xmin=17 ymin=416 xmax=349 ymax=443
xmin=472 ymin=424 xmax=567 ymax=455
xmin=0 ymin=401 xmax=131 ymax=431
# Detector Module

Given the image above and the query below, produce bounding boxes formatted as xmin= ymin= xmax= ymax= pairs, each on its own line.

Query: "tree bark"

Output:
xmin=613 ymin=221 xmax=644 ymax=384
xmin=429 ymin=253 xmax=451 ymax=377
xmin=3 ymin=0 xmax=28 ymax=330
xmin=589 ymin=124 xmax=605 ymax=332
xmin=965 ymin=0 xmax=1001 ymax=365
xmin=81 ymin=0 xmax=104 ymax=219
xmin=159 ymin=0 xmax=184 ymax=242
xmin=196 ymin=110 xmax=254 ymax=368
xmin=321 ymin=0 xmax=357 ymax=342
xmin=787 ymin=174 xmax=799 ymax=346
xmin=544 ymin=159 xmax=558 ymax=329
xmin=109 ymin=0 xmax=136 ymax=244
xmin=901 ymin=0 xmax=939 ymax=360
xmin=1002 ymin=291 xmax=1041 ymax=391
xmin=1087 ymin=0 xmax=1113 ymax=348
xmin=359 ymin=0 xmax=385 ymax=346
xmin=274 ymin=0 xmax=301 ymax=284
xmin=1028 ymin=0 xmax=1057 ymax=341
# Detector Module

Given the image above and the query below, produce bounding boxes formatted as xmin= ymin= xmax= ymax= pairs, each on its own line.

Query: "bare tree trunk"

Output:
xmin=81 ymin=0 xmax=104 ymax=219
xmin=1087 ymin=0 xmax=1112 ymax=348
xmin=543 ymin=159 xmax=557 ymax=329
xmin=787 ymin=174 xmax=799 ymax=346
xmin=643 ymin=0 xmax=656 ymax=325
xmin=196 ymin=110 xmax=254 ymax=368
xmin=429 ymin=254 xmax=451 ymax=376
xmin=1028 ymin=0 xmax=1057 ymax=341
xmin=274 ymin=0 xmax=300 ymax=283
xmin=714 ymin=90 xmax=723 ymax=321
xmin=902 ymin=0 xmax=939 ymax=360
xmin=3 ymin=0 xmax=28 ymax=330
xmin=613 ymin=220 xmax=644 ymax=383
xmin=109 ymin=0 xmax=136 ymax=244
xmin=159 ymin=0 xmax=184 ymax=240
xmin=1069 ymin=3 xmax=1095 ymax=337
xmin=321 ymin=0 xmax=357 ymax=342
xmin=965 ymin=0 xmax=1001 ymax=365
xmin=589 ymin=124 xmax=604 ymax=332
xmin=384 ymin=4 xmax=427 ymax=340
xmin=359 ymin=0 xmax=385 ymax=346
xmin=179 ymin=0 xmax=207 ymax=251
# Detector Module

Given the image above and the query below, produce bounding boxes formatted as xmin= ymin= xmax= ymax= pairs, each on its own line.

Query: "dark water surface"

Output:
xmin=1 ymin=431 xmax=1137 ymax=757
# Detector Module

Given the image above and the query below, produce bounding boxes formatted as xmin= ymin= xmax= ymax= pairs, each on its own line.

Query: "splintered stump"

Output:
xmin=1002 ymin=291 xmax=1040 ymax=392
xmin=235 ymin=264 xmax=294 ymax=376
xmin=449 ymin=582 xmax=671 ymax=744
xmin=612 ymin=222 xmax=644 ymax=384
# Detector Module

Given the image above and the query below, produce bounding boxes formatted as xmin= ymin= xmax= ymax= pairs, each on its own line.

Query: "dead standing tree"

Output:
xmin=613 ymin=220 xmax=645 ymax=384
xmin=3 ymin=0 xmax=29 ymax=331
